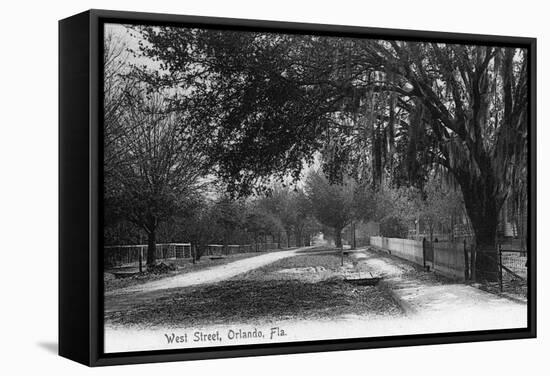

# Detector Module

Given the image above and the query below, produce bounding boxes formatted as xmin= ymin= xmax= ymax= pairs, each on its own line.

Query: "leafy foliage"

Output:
xmin=304 ymin=170 xmax=360 ymax=247
xmin=106 ymin=25 xmax=529 ymax=279
xmin=134 ymin=29 xmax=527 ymax=254
xmin=379 ymin=216 xmax=409 ymax=238
xmin=419 ymin=175 xmax=464 ymax=239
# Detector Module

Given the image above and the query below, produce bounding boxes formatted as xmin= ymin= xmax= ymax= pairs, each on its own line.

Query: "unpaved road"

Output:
xmin=104 ymin=247 xmax=527 ymax=353
xmin=106 ymin=247 xmax=312 ymax=297
xmin=348 ymin=248 xmax=527 ymax=320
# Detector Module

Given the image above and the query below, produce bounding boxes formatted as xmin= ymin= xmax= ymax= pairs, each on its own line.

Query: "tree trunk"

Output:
xmin=196 ymin=242 xmax=204 ymax=261
xmin=334 ymin=228 xmax=343 ymax=248
xmin=286 ymin=229 xmax=291 ymax=248
xmin=277 ymin=231 xmax=281 ymax=249
xmin=351 ymin=222 xmax=356 ymax=249
xmin=471 ymin=214 xmax=499 ymax=282
xmin=223 ymin=233 xmax=228 ymax=255
xmin=191 ymin=243 xmax=197 ymax=264
xmin=146 ymin=229 xmax=156 ymax=266
xmin=295 ymin=229 xmax=302 ymax=247
xmin=460 ymin=176 xmax=501 ymax=282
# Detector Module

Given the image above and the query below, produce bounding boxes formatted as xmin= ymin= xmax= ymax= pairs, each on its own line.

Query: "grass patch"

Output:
xmin=105 ymin=279 xmax=401 ymax=328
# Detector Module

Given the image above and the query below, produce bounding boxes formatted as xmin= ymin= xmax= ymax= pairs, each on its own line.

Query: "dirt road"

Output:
xmin=104 ymin=247 xmax=527 ymax=353
xmin=348 ymin=248 xmax=527 ymax=322
xmin=106 ymin=247 xmax=311 ymax=297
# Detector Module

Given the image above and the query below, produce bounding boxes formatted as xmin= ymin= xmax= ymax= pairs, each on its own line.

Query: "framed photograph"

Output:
xmin=59 ymin=9 xmax=536 ymax=366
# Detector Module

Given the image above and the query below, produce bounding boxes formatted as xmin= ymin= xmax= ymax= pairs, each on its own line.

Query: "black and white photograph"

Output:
xmin=101 ymin=20 xmax=531 ymax=354
xmin=2 ymin=0 xmax=550 ymax=373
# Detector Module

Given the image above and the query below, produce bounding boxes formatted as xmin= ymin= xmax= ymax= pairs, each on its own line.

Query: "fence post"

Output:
xmin=499 ymin=244 xmax=503 ymax=292
xmin=471 ymin=245 xmax=477 ymax=282
xmin=463 ymin=239 xmax=469 ymax=280
xmin=139 ymin=246 xmax=143 ymax=273
xmin=422 ymin=238 xmax=427 ymax=268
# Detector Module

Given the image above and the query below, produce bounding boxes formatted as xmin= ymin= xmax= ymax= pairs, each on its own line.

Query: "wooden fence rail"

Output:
xmin=104 ymin=241 xmax=282 ymax=268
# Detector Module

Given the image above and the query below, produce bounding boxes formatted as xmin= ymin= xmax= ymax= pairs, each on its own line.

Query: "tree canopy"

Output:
xmin=105 ymin=25 xmax=529 ymax=280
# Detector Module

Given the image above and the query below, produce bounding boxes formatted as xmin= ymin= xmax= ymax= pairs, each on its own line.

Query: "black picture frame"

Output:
xmin=59 ymin=8 xmax=537 ymax=367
